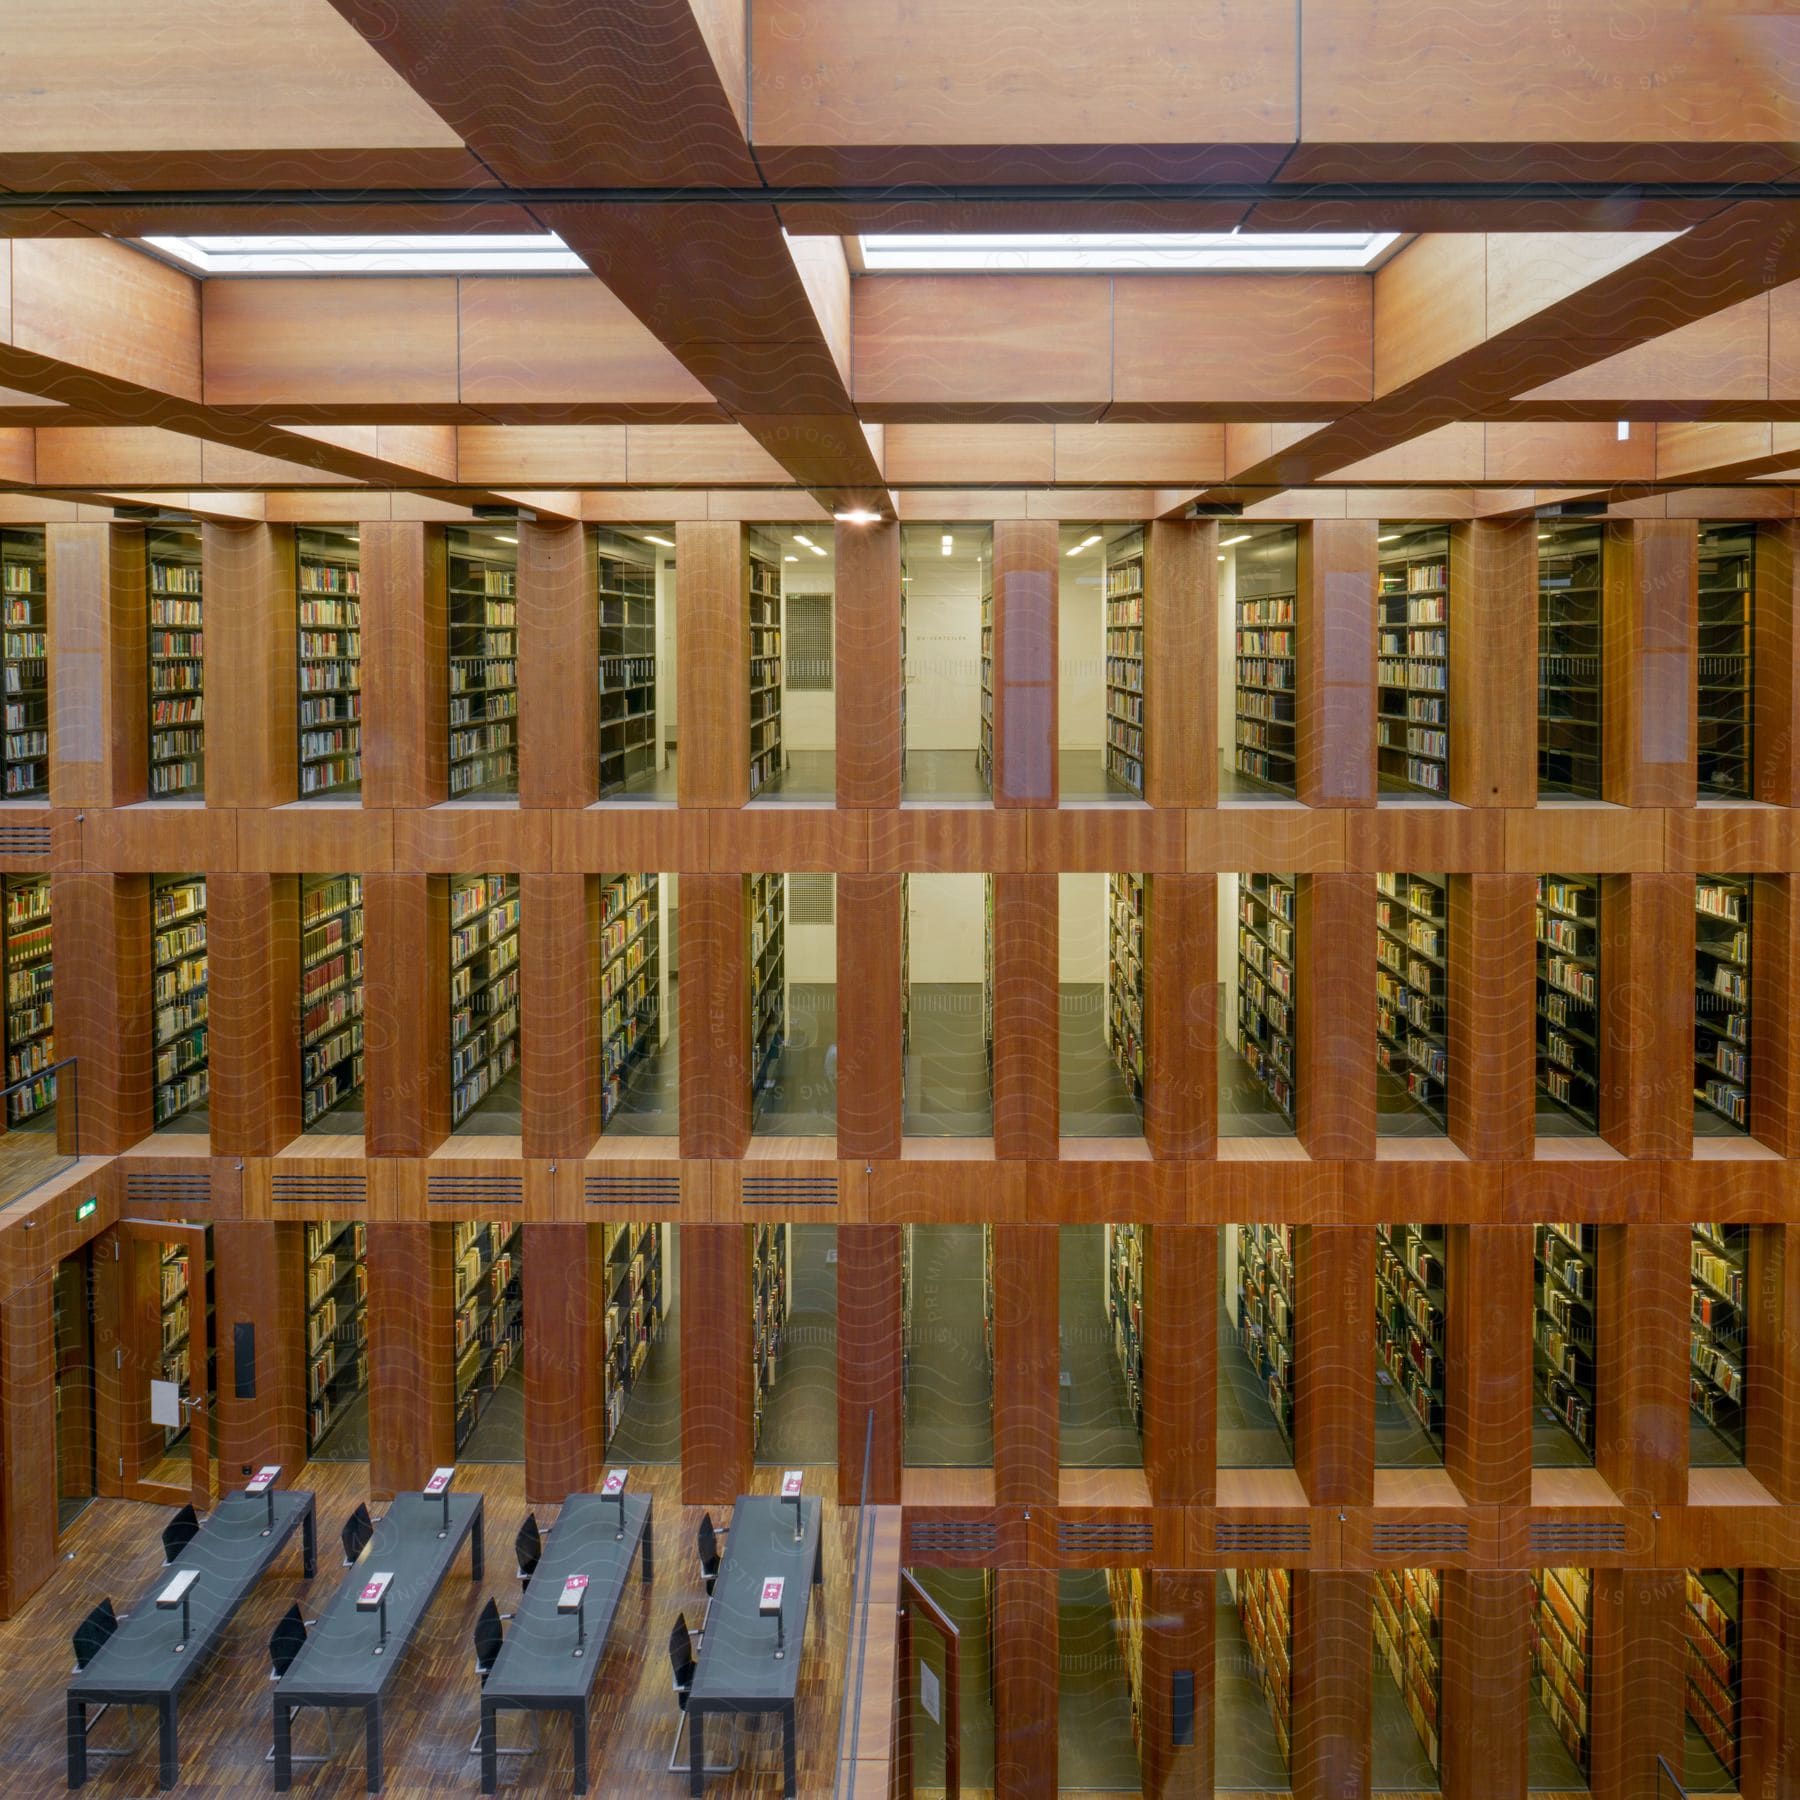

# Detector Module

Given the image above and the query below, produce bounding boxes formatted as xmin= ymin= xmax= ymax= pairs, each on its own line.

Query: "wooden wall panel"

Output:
xmin=1753 ymin=520 xmax=1799 ymax=807
xmin=1145 ymin=873 xmax=1216 ymax=1160
xmin=993 ymin=1568 xmax=1058 ymax=1800
xmin=675 ymin=522 xmax=748 ymax=808
xmin=991 ymin=520 xmax=1057 ymax=808
xmin=1598 ymin=873 xmax=1692 ymax=1160
xmin=678 ymin=1223 xmax=751 ymax=1505
xmin=53 ymin=872 xmax=151 ymax=1153
xmin=1588 ymin=1570 xmax=1685 ymax=1800
xmin=1296 ymin=874 xmax=1375 ymax=1161
xmin=520 ymin=872 xmax=598 ymax=1158
xmin=1144 ymin=519 xmax=1213 ymax=809
xmin=836 ymin=873 xmax=901 ymax=1159
xmin=1296 ymin=519 xmax=1377 ymax=810
xmin=1602 ymin=520 xmax=1698 ymax=810
xmin=363 ymin=873 xmax=449 ymax=1156
xmin=1443 ymin=1224 xmax=1532 ymax=1506
xmin=1751 ymin=875 xmax=1800 ymax=1157
xmin=678 ymin=873 xmax=749 ymax=1158
xmin=1439 ymin=1571 xmax=1531 ymax=1800
xmin=1449 ymin=519 xmax=1538 ymax=808
xmin=365 ymin=1221 xmax=454 ymax=1499
xmin=1746 ymin=1227 xmax=1800 ymax=1506
xmin=1596 ymin=1224 xmax=1688 ymax=1506
xmin=522 ymin=1222 xmax=606 ymax=1502
xmin=836 ymin=1223 xmax=903 ymax=1506
xmin=992 ymin=1225 xmax=1057 ymax=1507
xmin=206 ymin=873 xmax=301 ymax=1157
xmin=1290 ymin=1571 xmax=1372 ymax=1800
xmin=991 ymin=874 xmax=1058 ymax=1160
xmin=517 ymin=521 xmax=598 ymax=809
xmin=0 ymin=1274 xmax=56 ymax=1618
xmin=835 ymin=518 xmax=901 ymax=808
xmin=203 ymin=523 xmax=296 ymax=808
xmin=1146 ymin=1226 xmax=1215 ymax=1507
xmin=1740 ymin=1570 xmax=1800 ymax=1800
xmin=1446 ymin=873 xmax=1536 ymax=1160
xmin=1293 ymin=1227 xmax=1373 ymax=1507
xmin=211 ymin=1220 xmax=305 ymax=1478
xmin=360 ymin=522 xmax=447 ymax=809
xmin=47 ymin=523 xmax=147 ymax=810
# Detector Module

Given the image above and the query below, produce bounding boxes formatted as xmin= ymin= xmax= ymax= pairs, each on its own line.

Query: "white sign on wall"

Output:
xmin=920 ymin=1662 xmax=941 ymax=1725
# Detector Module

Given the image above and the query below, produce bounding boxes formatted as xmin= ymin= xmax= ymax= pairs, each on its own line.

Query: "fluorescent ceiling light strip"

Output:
xmin=140 ymin=233 xmax=585 ymax=275
xmin=860 ymin=231 xmax=1401 ymax=273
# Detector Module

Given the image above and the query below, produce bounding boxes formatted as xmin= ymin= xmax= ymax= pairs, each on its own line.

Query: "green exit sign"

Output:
xmin=76 ymin=1197 xmax=96 ymax=1221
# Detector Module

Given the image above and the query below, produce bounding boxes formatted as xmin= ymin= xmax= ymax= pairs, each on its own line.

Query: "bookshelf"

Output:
xmin=147 ymin=524 xmax=205 ymax=799
xmin=159 ymin=1240 xmax=195 ymax=1452
xmin=1376 ymin=525 xmax=1450 ymax=796
xmin=1373 ymin=1566 xmax=1441 ymax=1772
xmin=1375 ymin=1223 xmax=1446 ymax=1457
xmin=1375 ymin=872 xmax=1449 ymax=1130
xmin=447 ymin=526 xmax=518 ymax=799
xmin=982 ymin=874 xmax=996 ymax=1079
xmin=898 ymin=542 xmax=908 ymax=774
xmin=976 ymin=559 xmax=994 ymax=791
xmin=750 ymin=1221 xmax=788 ymax=1449
xmin=452 ymin=1219 xmax=522 ymax=1451
xmin=295 ymin=525 xmax=361 ymax=798
xmin=1106 ymin=1565 xmax=1147 ymax=1757
xmin=1106 ymin=1223 xmax=1145 ymax=1440
xmin=600 ymin=872 xmax=660 ymax=1131
xmin=300 ymin=873 xmax=364 ymax=1130
xmin=303 ymin=1218 xmax=367 ymax=1452
xmin=1106 ymin=871 xmax=1145 ymax=1114
xmin=603 ymin=1218 xmax=664 ymax=1444
xmin=1685 ymin=1568 xmax=1740 ymax=1782
xmin=151 ymin=873 xmax=208 ymax=1128
xmin=1536 ymin=872 xmax=1600 ymax=1131
xmin=1694 ymin=875 xmax=1751 ymax=1134
xmin=449 ymin=873 xmax=521 ymax=1128
xmin=597 ymin=534 xmax=659 ymax=797
xmin=1233 ymin=527 xmax=1298 ymax=795
xmin=1689 ymin=1224 xmax=1747 ymax=1464
xmin=748 ymin=871 xmax=786 ymax=1109
xmin=0 ymin=527 xmax=48 ymax=799
xmin=1537 ymin=523 xmax=1604 ymax=799
xmin=1237 ymin=1566 xmax=1293 ymax=1771
xmin=1535 ymin=1224 xmax=1597 ymax=1462
xmin=1104 ymin=530 xmax=1146 ymax=796
xmin=4 ymin=875 xmax=53 ymax=1123
xmin=1236 ymin=1223 xmax=1295 ymax=1449
xmin=1531 ymin=1566 xmax=1592 ymax=1777
xmin=748 ymin=539 xmax=784 ymax=797
xmin=1236 ymin=872 xmax=1297 ymax=1124
xmin=1697 ymin=524 xmax=1753 ymax=799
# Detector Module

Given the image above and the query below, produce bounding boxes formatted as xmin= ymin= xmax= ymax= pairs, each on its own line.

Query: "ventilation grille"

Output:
xmin=788 ymin=870 xmax=835 ymax=919
xmin=0 ymin=821 xmax=51 ymax=857
xmin=1215 ymin=1519 xmax=1311 ymax=1556
xmin=1058 ymin=1519 xmax=1154 ymax=1556
xmin=742 ymin=1175 xmax=838 ymax=1207
xmin=271 ymin=1173 xmax=367 ymax=1207
xmin=427 ymin=1174 xmax=523 ymax=1206
xmin=1371 ymin=1520 xmax=1471 ymax=1556
xmin=1529 ymin=1519 xmax=1628 ymax=1555
xmin=585 ymin=1174 xmax=681 ymax=1206
xmin=905 ymin=1519 xmax=999 ymax=1558
xmin=123 ymin=1171 xmax=211 ymax=1207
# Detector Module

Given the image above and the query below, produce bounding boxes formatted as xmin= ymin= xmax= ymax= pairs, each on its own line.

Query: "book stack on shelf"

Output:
xmin=151 ymin=874 xmax=208 ymax=1127
xmin=452 ymin=1219 xmax=522 ymax=1450
xmin=1373 ymin=1566 xmax=1441 ymax=1771
xmin=976 ymin=561 xmax=994 ymax=791
xmin=1375 ymin=1222 xmax=1446 ymax=1453
xmin=160 ymin=1244 xmax=193 ymax=1449
xmin=1697 ymin=524 xmax=1754 ymax=799
xmin=1236 ymin=1223 xmax=1295 ymax=1448
xmin=1375 ymin=872 xmax=1450 ymax=1129
xmin=0 ymin=527 xmax=48 ymax=799
xmin=983 ymin=1223 xmax=996 ymax=1377
xmin=1536 ymin=873 xmax=1600 ymax=1129
xmin=449 ymin=874 xmax=521 ymax=1126
xmin=147 ymin=525 xmax=205 ymax=798
xmin=1685 ymin=1568 xmax=1740 ymax=1781
xmin=303 ymin=1219 xmax=367 ymax=1451
xmin=898 ymin=546 xmax=908 ymax=772
xmin=4 ymin=875 xmax=53 ymax=1122
xmin=982 ymin=874 xmax=996 ymax=1078
xmin=1106 ymin=871 xmax=1145 ymax=1111
xmin=1236 ymin=872 xmax=1297 ymax=1123
xmin=1538 ymin=524 xmax=1604 ymax=798
xmin=1237 ymin=1567 xmax=1293 ymax=1770
xmin=1695 ymin=875 xmax=1751 ymax=1133
xmin=600 ymin=872 xmax=660 ymax=1128
xmin=1531 ymin=1566 xmax=1592 ymax=1776
xmin=295 ymin=526 xmax=361 ymax=797
xmin=300 ymin=874 xmax=364 ymax=1129
xmin=598 ymin=536 xmax=658 ymax=797
xmin=1104 ymin=531 xmax=1146 ymax=795
xmin=447 ymin=528 xmax=518 ymax=798
xmin=748 ymin=872 xmax=786 ymax=1105
xmin=1105 ymin=1223 xmax=1145 ymax=1438
xmin=1106 ymin=1566 xmax=1147 ymax=1755
xmin=602 ymin=1218 xmax=663 ymax=1442
xmin=1690 ymin=1224 xmax=1747 ymax=1462
xmin=899 ymin=873 xmax=911 ymax=1086
xmin=1535 ymin=1224 xmax=1597 ymax=1459
xmin=748 ymin=542 xmax=784 ymax=796
xmin=1233 ymin=531 xmax=1297 ymax=793
xmin=750 ymin=1221 xmax=788 ymax=1448
xmin=1376 ymin=526 xmax=1450 ymax=795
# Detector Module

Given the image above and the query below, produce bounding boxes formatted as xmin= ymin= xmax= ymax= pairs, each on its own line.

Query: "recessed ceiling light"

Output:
xmin=1616 ymin=420 xmax=1631 ymax=440
xmin=940 ymin=534 xmax=954 ymax=556
xmin=1065 ymin=533 xmax=1102 ymax=557
xmin=1377 ymin=532 xmax=1403 ymax=543
xmin=640 ymin=533 xmax=674 ymax=548
xmin=793 ymin=534 xmax=813 ymax=547
xmin=859 ymin=230 xmax=1403 ymax=274
xmin=1218 ymin=533 xmax=1251 ymax=547
xmin=491 ymin=533 xmax=517 ymax=544
xmin=808 ymin=544 xmax=827 ymax=555
xmin=138 ymin=232 xmax=586 ymax=275
xmin=833 ymin=509 xmax=883 ymax=525
xmin=784 ymin=554 xmax=799 ymax=562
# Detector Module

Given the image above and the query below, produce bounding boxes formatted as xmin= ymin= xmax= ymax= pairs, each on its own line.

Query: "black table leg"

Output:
xmin=272 ymin=1698 xmax=291 ymax=1792
xmin=574 ymin=1703 xmax=589 ymax=1794
xmin=641 ymin=1507 xmax=654 ymax=1585
xmin=301 ymin=1502 xmax=317 ymax=1578
xmin=366 ymin=1699 xmax=383 ymax=1794
xmin=783 ymin=1700 xmax=797 ymax=1800
xmin=480 ymin=1698 xmax=497 ymax=1796
xmin=65 ymin=1696 xmax=86 ymax=1790
xmin=159 ymin=1697 xmax=178 ymax=1790
xmin=688 ymin=1707 xmax=705 ymax=1798
xmin=470 ymin=1501 xmax=484 ymax=1581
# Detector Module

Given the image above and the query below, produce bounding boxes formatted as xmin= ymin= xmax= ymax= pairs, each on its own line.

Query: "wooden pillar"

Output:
xmin=208 ymin=873 xmax=301 ymax=1157
xmin=1443 ymin=1225 xmax=1532 ymax=1506
xmin=992 ymin=1224 xmax=1058 ymax=1506
xmin=1448 ymin=519 xmax=1538 ymax=807
xmin=522 ymin=1222 xmax=606 ymax=1503
xmin=1595 ymin=1224 xmax=1688 ymax=1506
xmin=203 ymin=522 xmax=296 ymax=807
xmin=360 ymin=521 xmax=446 ymax=809
xmin=363 ymin=873 xmax=450 ymax=1157
xmin=675 ymin=521 xmax=748 ymax=808
xmin=47 ymin=521 xmax=146 ymax=810
xmin=1145 ymin=1225 xmax=1215 ymax=1506
xmin=1144 ymin=873 xmax=1217 ymax=1160
xmin=53 ymin=873 xmax=151 ymax=1153
xmin=1750 ymin=876 xmax=1800 ymax=1156
xmin=1296 ymin=519 xmax=1377 ymax=810
xmin=1753 ymin=520 xmax=1799 ymax=806
xmin=1291 ymin=1570 xmax=1372 ymax=1800
xmin=1296 ymin=874 xmax=1375 ymax=1161
xmin=1439 ymin=1570 xmax=1531 ymax=1800
xmin=1588 ymin=1569 xmax=1684 ymax=1800
xmin=1141 ymin=1569 xmax=1213 ymax=1799
xmin=1598 ymin=873 xmax=1691 ymax=1159
xmin=0 ymin=1272 xmax=56 ymax=1618
xmin=1445 ymin=873 xmax=1535 ymax=1160
xmin=517 ymin=520 xmax=598 ymax=808
xmin=678 ymin=1223 xmax=751 ymax=1505
xmin=366 ymin=1222 xmax=455 ymax=1500
xmin=1293 ymin=1227 xmax=1373 ymax=1507
xmin=678 ymin=872 xmax=750 ymax=1158
xmin=1746 ymin=1225 xmax=1800 ymax=1504
xmin=1602 ymin=519 xmax=1697 ymax=808
xmin=520 ymin=872 xmax=598 ymax=1157
xmin=1144 ymin=518 xmax=1215 ymax=809
xmin=1741 ymin=1569 xmax=1800 ymax=1800
xmin=212 ymin=1221 xmax=305 ymax=1480
xmin=835 ymin=518 xmax=901 ymax=808
xmin=991 ymin=520 xmax=1057 ymax=807
xmin=836 ymin=873 xmax=901 ymax=1160
xmin=836 ymin=1223 xmax=903 ymax=1505
xmin=992 ymin=872 xmax=1058 ymax=1159
xmin=993 ymin=1567 xmax=1058 ymax=1799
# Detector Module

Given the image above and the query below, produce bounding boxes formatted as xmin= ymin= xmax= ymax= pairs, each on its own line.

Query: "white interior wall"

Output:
xmin=784 ymin=875 xmax=838 ymax=984
xmin=1058 ymin=871 xmax=1108 ymax=985
xmin=781 ymin=560 xmax=836 ymax=754
xmin=1222 ymin=1223 xmax=1240 ymax=1327
xmin=904 ymin=552 xmax=984 ymax=751
xmin=1218 ymin=870 xmax=1241 ymax=1050
xmin=1059 ymin=545 xmax=1105 ymax=750
xmin=906 ymin=872 xmax=987 ymax=984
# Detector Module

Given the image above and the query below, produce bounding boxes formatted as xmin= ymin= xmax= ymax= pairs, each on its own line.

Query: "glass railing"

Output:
xmin=0 ymin=1057 xmax=77 ymax=1211
xmin=831 ymin=1408 xmax=878 ymax=1799
xmin=1657 ymin=1754 xmax=1688 ymax=1798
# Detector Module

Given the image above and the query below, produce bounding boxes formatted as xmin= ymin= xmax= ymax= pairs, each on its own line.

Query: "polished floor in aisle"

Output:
xmin=1218 ymin=1037 xmax=1294 ymax=1138
xmin=609 ymin=979 xmax=680 ymax=1137
xmin=1217 ymin=1288 xmax=1293 ymax=1470
xmin=756 ymin=1224 xmax=839 ymax=1467
xmin=757 ymin=981 xmax=839 ymax=1136
xmin=903 ymin=982 xmax=995 ymax=1136
xmin=1057 ymin=1569 xmax=1143 ymax=1790
xmin=1061 ymin=986 xmax=1144 ymax=1138
xmin=1060 ymin=1225 xmax=1144 ymax=1469
xmin=911 ymin=1567 xmax=998 ymax=1789
xmin=1212 ymin=1571 xmax=1290 ymax=1791
xmin=903 ymin=747 xmax=989 ymax=805
xmin=1371 ymin=1640 xmax=1438 ymax=1791
xmin=904 ymin=1223 xmax=996 ymax=1467
xmin=460 ymin=1360 xmax=524 ymax=1462
xmin=609 ymin=1228 xmax=682 ymax=1464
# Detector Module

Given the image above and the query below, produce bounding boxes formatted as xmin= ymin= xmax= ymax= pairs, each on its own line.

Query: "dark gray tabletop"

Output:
xmin=686 ymin=1495 xmax=823 ymax=1709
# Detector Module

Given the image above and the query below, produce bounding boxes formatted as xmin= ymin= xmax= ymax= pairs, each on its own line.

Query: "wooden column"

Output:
xmin=363 ymin=873 xmax=450 ymax=1156
xmin=1141 ymin=1570 xmax=1213 ymax=1799
xmin=991 ymin=520 xmax=1057 ymax=807
xmin=366 ymin=1222 xmax=455 ymax=1500
xmin=212 ymin=1221 xmax=305 ymax=1479
xmin=1740 ymin=1570 xmax=1800 ymax=1800
xmin=678 ymin=872 xmax=750 ymax=1158
xmin=517 ymin=521 xmax=598 ymax=808
xmin=675 ymin=521 xmax=748 ymax=808
xmin=1438 ymin=1570 xmax=1531 ymax=1800
xmin=835 ymin=518 xmax=901 ymax=808
xmin=1753 ymin=520 xmax=1799 ymax=805
xmin=1445 ymin=873 xmax=1535 ymax=1160
xmin=1588 ymin=1569 xmax=1684 ymax=1800
xmin=1448 ymin=519 xmax=1538 ymax=807
xmin=993 ymin=1567 xmax=1058 ymax=1799
xmin=1595 ymin=1224 xmax=1688 ymax=1506
xmin=1145 ymin=1225 xmax=1215 ymax=1506
xmin=1144 ymin=518 xmax=1214 ymax=809
xmin=1746 ymin=1226 xmax=1800 ymax=1504
xmin=47 ymin=521 xmax=146 ymax=810
xmin=1296 ymin=874 xmax=1375 ymax=1161
xmin=360 ymin=521 xmax=447 ymax=809
xmin=1293 ymin=1226 xmax=1373 ymax=1507
xmin=1750 ymin=876 xmax=1800 ymax=1156
xmin=203 ymin=522 xmax=296 ymax=807
xmin=1291 ymin=1570 xmax=1372 ymax=1800
xmin=1598 ymin=873 xmax=1691 ymax=1159
xmin=1295 ymin=519 xmax=1377 ymax=809
xmin=1601 ymin=519 xmax=1697 ymax=809
xmin=522 ymin=1222 xmax=606 ymax=1503
xmin=992 ymin=1224 xmax=1058 ymax=1506
xmin=53 ymin=873 xmax=151 ymax=1153
xmin=1443 ymin=1225 xmax=1532 ymax=1506
xmin=836 ymin=1223 xmax=903 ymax=1505
xmin=1145 ymin=873 xmax=1216 ymax=1160
xmin=0 ymin=1273 xmax=56 ymax=1618
xmin=992 ymin=873 xmax=1058 ymax=1159
xmin=520 ymin=872 xmax=598 ymax=1157
xmin=678 ymin=1223 xmax=751 ymax=1505
xmin=208 ymin=873 xmax=301 ymax=1157
xmin=836 ymin=872 xmax=901 ymax=1159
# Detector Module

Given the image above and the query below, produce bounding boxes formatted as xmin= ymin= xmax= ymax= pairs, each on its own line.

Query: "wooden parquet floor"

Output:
xmin=0 ymin=1461 xmax=854 ymax=1798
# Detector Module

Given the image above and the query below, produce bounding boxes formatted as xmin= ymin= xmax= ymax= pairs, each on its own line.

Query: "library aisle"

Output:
xmin=903 ymin=872 xmax=994 ymax=1136
xmin=1061 ymin=872 xmax=1144 ymax=1137
xmin=911 ymin=1569 xmax=998 ymax=1794
xmin=904 ymin=1224 xmax=995 ymax=1468
xmin=901 ymin=524 xmax=990 ymax=805
xmin=1057 ymin=1569 xmax=1144 ymax=1791
xmin=1218 ymin=1226 xmax=1294 ymax=1469
xmin=1059 ymin=1225 xmax=1142 ymax=1469
xmin=1058 ymin=526 xmax=1145 ymax=805
xmin=1218 ymin=873 xmax=1297 ymax=1137
xmin=1219 ymin=526 xmax=1299 ymax=800
xmin=1213 ymin=1572 xmax=1290 ymax=1791
xmin=754 ymin=1223 xmax=837 ymax=1466
xmin=607 ymin=1226 xmax=680 ymax=1464
xmin=753 ymin=873 xmax=838 ymax=1136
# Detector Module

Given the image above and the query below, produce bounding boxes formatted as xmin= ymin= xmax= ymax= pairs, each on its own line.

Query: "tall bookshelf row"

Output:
xmin=1685 ymin=1568 xmax=1741 ymax=1782
xmin=748 ymin=541 xmax=784 ymax=797
xmin=748 ymin=871 xmax=786 ymax=1104
xmin=1237 ymin=1567 xmax=1293 ymax=1771
xmin=1105 ymin=871 xmax=1145 ymax=1112
xmin=447 ymin=527 xmax=518 ymax=799
xmin=300 ymin=874 xmax=364 ymax=1129
xmin=1538 ymin=523 xmax=1604 ymax=799
xmin=296 ymin=525 xmax=362 ymax=798
xmin=4 ymin=876 xmax=53 ymax=1122
xmin=976 ymin=561 xmax=994 ymax=791
xmin=1535 ymin=1224 xmax=1597 ymax=1461
xmin=1375 ymin=1223 xmax=1446 ymax=1456
xmin=449 ymin=874 xmax=521 ymax=1127
xmin=1695 ymin=874 xmax=1751 ymax=1134
xmin=159 ymin=1239 xmax=195 ymax=1452
xmin=1233 ymin=529 xmax=1297 ymax=794
xmin=1373 ymin=1566 xmax=1441 ymax=1772
xmin=1690 ymin=1224 xmax=1747 ymax=1466
xmin=303 ymin=1219 xmax=367 ymax=1453
xmin=1375 ymin=526 xmax=1450 ymax=796
xmin=603 ymin=1218 xmax=664 ymax=1443
xmin=1536 ymin=872 xmax=1600 ymax=1130
xmin=148 ymin=524 xmax=205 ymax=799
xmin=1236 ymin=1223 xmax=1295 ymax=1449
xmin=1375 ymin=872 xmax=1449 ymax=1129
xmin=1531 ymin=1565 xmax=1592 ymax=1777
xmin=1105 ymin=1223 xmax=1145 ymax=1440
xmin=1697 ymin=523 xmax=1754 ymax=799
xmin=598 ymin=536 xmax=658 ymax=798
xmin=452 ymin=1219 xmax=522 ymax=1452
xmin=0 ymin=527 xmax=48 ymax=799
xmin=1106 ymin=1566 xmax=1147 ymax=1760
xmin=1236 ymin=872 xmax=1296 ymax=1124
xmin=982 ymin=874 xmax=996 ymax=1080
xmin=600 ymin=872 xmax=660 ymax=1129
xmin=750 ymin=1221 xmax=788 ymax=1449
xmin=151 ymin=873 xmax=208 ymax=1128
xmin=1104 ymin=531 xmax=1146 ymax=796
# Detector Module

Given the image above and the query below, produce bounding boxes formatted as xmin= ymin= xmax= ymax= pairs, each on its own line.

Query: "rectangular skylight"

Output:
xmin=138 ymin=234 xmax=586 ymax=275
xmin=858 ymin=232 xmax=1403 ymax=272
